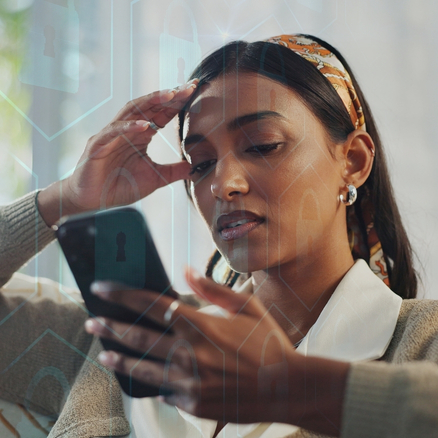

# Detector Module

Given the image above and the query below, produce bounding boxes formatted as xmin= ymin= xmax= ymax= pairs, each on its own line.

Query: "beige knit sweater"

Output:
xmin=0 ymin=192 xmax=130 ymax=437
xmin=1 ymin=191 xmax=438 ymax=438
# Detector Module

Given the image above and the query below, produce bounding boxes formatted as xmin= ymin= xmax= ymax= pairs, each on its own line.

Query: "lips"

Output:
xmin=216 ymin=210 xmax=264 ymax=241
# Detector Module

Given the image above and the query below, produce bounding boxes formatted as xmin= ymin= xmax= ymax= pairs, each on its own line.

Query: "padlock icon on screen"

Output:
xmin=159 ymin=0 xmax=202 ymax=90
xmin=257 ymin=330 xmax=288 ymax=402
xmin=159 ymin=339 xmax=202 ymax=437
xmin=20 ymin=0 xmax=79 ymax=93
xmin=295 ymin=188 xmax=321 ymax=269
xmin=95 ymin=168 xmax=145 ymax=290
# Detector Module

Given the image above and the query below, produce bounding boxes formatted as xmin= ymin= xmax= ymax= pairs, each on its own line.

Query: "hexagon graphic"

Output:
xmin=282 ymin=0 xmax=338 ymax=35
xmin=1 ymin=0 xmax=114 ymax=141
xmin=0 ymin=329 xmax=118 ymax=436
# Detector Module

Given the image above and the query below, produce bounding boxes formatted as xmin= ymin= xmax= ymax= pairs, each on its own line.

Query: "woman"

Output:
xmin=1 ymin=34 xmax=438 ymax=438
xmin=82 ymin=34 xmax=438 ymax=437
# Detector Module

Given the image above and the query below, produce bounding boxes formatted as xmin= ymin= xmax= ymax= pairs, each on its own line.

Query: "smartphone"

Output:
xmin=56 ymin=207 xmax=175 ymax=398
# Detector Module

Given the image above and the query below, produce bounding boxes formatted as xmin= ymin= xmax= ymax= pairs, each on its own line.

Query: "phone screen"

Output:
xmin=56 ymin=207 xmax=174 ymax=397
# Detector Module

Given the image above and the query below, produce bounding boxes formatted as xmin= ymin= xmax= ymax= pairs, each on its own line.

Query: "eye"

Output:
xmin=246 ymin=143 xmax=281 ymax=155
xmin=189 ymin=159 xmax=217 ymax=176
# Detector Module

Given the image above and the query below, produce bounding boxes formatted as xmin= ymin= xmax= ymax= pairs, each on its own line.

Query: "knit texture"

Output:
xmin=0 ymin=191 xmax=56 ymax=287
xmin=341 ymin=300 xmax=438 ymax=438
xmin=48 ymin=337 xmax=130 ymax=438
xmin=0 ymin=276 xmax=131 ymax=437
xmin=0 ymin=193 xmax=130 ymax=437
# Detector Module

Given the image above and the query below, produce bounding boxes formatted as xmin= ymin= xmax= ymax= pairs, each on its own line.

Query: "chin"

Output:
xmin=220 ymin=250 xmax=268 ymax=274
xmin=214 ymin=235 xmax=272 ymax=274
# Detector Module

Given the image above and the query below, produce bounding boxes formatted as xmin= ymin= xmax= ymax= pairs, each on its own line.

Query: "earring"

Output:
xmin=340 ymin=184 xmax=357 ymax=206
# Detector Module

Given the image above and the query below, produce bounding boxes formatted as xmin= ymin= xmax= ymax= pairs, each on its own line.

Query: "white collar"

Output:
xmin=234 ymin=259 xmax=402 ymax=362
xmin=130 ymin=260 xmax=402 ymax=438
xmin=296 ymin=259 xmax=402 ymax=361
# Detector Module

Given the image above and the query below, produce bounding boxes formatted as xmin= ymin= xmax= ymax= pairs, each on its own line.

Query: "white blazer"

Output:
xmin=126 ymin=259 xmax=402 ymax=438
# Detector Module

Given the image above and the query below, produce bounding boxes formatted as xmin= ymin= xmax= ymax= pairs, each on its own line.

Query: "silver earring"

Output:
xmin=340 ymin=184 xmax=357 ymax=206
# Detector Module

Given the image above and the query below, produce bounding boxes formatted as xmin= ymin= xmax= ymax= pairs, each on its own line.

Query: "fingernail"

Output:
xmin=185 ymin=265 xmax=201 ymax=281
xmin=136 ymin=120 xmax=150 ymax=128
xmin=90 ymin=281 xmax=113 ymax=296
xmin=85 ymin=318 xmax=103 ymax=334
xmin=179 ymin=82 xmax=198 ymax=91
xmin=187 ymin=78 xmax=199 ymax=85
xmin=98 ymin=351 xmax=119 ymax=367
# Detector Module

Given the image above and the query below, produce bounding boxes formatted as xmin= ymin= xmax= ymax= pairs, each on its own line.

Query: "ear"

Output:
xmin=338 ymin=129 xmax=375 ymax=189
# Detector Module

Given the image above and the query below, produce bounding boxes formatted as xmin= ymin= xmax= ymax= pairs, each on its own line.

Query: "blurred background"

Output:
xmin=1 ymin=0 xmax=437 ymax=297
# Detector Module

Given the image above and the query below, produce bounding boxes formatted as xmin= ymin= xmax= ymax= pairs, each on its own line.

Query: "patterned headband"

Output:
xmin=265 ymin=34 xmax=390 ymax=287
xmin=266 ymin=34 xmax=366 ymax=131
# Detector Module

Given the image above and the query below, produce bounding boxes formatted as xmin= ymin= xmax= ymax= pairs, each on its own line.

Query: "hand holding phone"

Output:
xmin=56 ymin=207 xmax=175 ymax=397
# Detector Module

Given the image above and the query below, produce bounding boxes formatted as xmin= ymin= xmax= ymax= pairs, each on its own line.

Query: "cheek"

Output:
xmin=273 ymin=144 xmax=339 ymax=255
xmin=192 ymin=182 xmax=215 ymax=229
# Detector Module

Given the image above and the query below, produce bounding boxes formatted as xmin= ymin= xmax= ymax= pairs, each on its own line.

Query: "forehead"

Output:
xmin=183 ymin=72 xmax=308 ymax=138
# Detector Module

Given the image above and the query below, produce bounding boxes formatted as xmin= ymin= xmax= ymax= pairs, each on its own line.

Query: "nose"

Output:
xmin=210 ymin=155 xmax=249 ymax=201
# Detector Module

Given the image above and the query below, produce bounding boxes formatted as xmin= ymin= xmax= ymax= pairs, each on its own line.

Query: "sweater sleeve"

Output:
xmin=0 ymin=191 xmax=56 ymax=288
xmin=0 ymin=287 xmax=130 ymax=437
xmin=0 ymin=292 xmax=93 ymax=416
xmin=341 ymin=360 xmax=438 ymax=438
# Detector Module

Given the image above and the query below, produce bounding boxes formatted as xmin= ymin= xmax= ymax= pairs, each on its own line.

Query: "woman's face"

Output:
xmin=182 ymin=72 xmax=345 ymax=274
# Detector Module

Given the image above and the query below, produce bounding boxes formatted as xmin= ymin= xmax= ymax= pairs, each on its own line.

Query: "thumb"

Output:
xmin=184 ymin=266 xmax=264 ymax=317
xmin=155 ymin=161 xmax=191 ymax=187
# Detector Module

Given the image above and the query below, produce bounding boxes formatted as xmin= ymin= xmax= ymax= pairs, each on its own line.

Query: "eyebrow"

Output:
xmin=227 ymin=110 xmax=286 ymax=131
xmin=183 ymin=111 xmax=286 ymax=148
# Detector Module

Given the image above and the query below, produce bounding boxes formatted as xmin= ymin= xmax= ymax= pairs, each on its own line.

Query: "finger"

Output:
xmin=162 ymin=392 xmax=198 ymax=416
xmin=93 ymin=82 xmax=199 ymax=158
xmin=85 ymin=317 xmax=174 ymax=360
xmin=87 ymin=120 xmax=152 ymax=158
xmin=119 ymin=80 xmax=199 ymax=123
xmin=90 ymin=282 xmax=198 ymax=328
xmin=113 ymin=89 xmax=178 ymax=122
xmin=146 ymin=84 xmax=198 ymax=128
xmin=97 ymin=351 xmax=189 ymax=392
xmin=152 ymin=161 xmax=192 ymax=188
xmin=184 ymin=266 xmax=266 ymax=317
xmin=98 ymin=351 xmax=184 ymax=387
xmin=162 ymin=393 xmax=218 ymax=421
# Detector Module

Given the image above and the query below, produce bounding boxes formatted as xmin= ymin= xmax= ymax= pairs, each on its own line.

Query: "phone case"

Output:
xmin=56 ymin=207 xmax=174 ymax=397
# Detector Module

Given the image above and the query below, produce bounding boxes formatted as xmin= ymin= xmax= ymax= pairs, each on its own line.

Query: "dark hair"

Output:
xmin=177 ymin=34 xmax=418 ymax=299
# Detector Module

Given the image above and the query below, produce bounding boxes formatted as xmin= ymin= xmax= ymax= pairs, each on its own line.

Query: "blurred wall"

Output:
xmin=1 ymin=0 xmax=437 ymax=298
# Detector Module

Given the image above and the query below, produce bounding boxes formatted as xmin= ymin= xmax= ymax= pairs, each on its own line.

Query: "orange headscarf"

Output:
xmin=266 ymin=34 xmax=389 ymax=287
xmin=266 ymin=34 xmax=366 ymax=131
